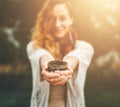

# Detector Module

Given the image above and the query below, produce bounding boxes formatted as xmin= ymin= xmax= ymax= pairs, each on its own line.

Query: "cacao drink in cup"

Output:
xmin=48 ymin=60 xmax=68 ymax=72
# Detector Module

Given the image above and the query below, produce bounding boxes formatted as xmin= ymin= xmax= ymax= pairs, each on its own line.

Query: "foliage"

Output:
xmin=85 ymin=66 xmax=120 ymax=107
xmin=0 ymin=0 xmax=120 ymax=66
xmin=0 ymin=72 xmax=32 ymax=107
xmin=0 ymin=67 xmax=120 ymax=107
xmin=0 ymin=0 xmax=45 ymax=65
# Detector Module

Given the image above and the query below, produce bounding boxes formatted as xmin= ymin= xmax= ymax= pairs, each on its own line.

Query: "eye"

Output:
xmin=60 ymin=16 xmax=67 ymax=21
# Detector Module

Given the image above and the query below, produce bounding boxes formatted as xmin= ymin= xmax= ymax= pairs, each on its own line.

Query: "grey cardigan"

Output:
xmin=26 ymin=40 xmax=94 ymax=107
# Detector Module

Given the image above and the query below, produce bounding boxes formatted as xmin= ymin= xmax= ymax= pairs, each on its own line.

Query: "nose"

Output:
xmin=55 ymin=19 xmax=61 ymax=27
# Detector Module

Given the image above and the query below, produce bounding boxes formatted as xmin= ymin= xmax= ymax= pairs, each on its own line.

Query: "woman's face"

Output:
xmin=51 ymin=4 xmax=73 ymax=39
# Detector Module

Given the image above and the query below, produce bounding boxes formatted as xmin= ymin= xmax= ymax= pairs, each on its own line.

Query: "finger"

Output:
xmin=67 ymin=65 xmax=72 ymax=69
xmin=55 ymin=70 xmax=73 ymax=76
xmin=55 ymin=77 xmax=67 ymax=85
xmin=48 ymin=76 xmax=63 ymax=83
xmin=42 ymin=71 xmax=60 ymax=80
xmin=41 ymin=71 xmax=49 ymax=80
xmin=53 ymin=76 xmax=68 ymax=86
xmin=67 ymin=74 xmax=72 ymax=79
xmin=42 ymin=62 xmax=49 ymax=70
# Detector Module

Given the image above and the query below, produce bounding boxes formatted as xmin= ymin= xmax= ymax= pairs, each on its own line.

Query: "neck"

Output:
xmin=55 ymin=34 xmax=68 ymax=45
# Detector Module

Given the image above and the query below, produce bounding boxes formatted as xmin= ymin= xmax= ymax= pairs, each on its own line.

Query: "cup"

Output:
xmin=48 ymin=60 xmax=68 ymax=72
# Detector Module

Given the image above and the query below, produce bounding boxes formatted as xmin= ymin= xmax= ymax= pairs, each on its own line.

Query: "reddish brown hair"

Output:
xmin=31 ymin=0 xmax=77 ymax=59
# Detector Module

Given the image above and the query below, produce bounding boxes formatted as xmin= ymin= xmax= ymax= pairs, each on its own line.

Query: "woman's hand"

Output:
xmin=55 ymin=66 xmax=73 ymax=80
xmin=49 ymin=66 xmax=73 ymax=85
xmin=41 ymin=61 xmax=67 ymax=85
xmin=42 ymin=68 xmax=69 ymax=85
xmin=41 ymin=63 xmax=74 ymax=86
xmin=40 ymin=55 xmax=78 ymax=86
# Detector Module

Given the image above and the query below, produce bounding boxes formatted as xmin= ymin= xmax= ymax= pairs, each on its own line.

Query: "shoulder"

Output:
xmin=75 ymin=40 xmax=94 ymax=54
xmin=27 ymin=41 xmax=34 ymax=49
xmin=26 ymin=41 xmax=35 ymax=55
xmin=75 ymin=40 xmax=93 ymax=48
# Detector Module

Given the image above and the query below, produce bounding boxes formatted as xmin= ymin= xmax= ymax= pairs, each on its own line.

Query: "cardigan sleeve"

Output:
xmin=26 ymin=41 xmax=54 ymax=87
xmin=64 ymin=40 xmax=94 ymax=66
xmin=64 ymin=40 xmax=94 ymax=87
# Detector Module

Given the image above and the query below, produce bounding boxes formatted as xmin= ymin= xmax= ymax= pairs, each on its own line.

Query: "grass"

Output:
xmin=85 ymin=85 xmax=120 ymax=107
xmin=0 ymin=68 xmax=120 ymax=107
xmin=85 ymin=68 xmax=120 ymax=107
xmin=0 ymin=72 xmax=31 ymax=107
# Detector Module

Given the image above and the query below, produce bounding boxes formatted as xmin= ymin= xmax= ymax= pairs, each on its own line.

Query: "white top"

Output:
xmin=26 ymin=40 xmax=94 ymax=107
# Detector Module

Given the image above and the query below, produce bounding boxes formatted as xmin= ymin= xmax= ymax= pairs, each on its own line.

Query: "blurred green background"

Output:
xmin=0 ymin=0 xmax=120 ymax=107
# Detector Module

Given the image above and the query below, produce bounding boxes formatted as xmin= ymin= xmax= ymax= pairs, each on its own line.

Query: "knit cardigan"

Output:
xmin=26 ymin=40 xmax=94 ymax=107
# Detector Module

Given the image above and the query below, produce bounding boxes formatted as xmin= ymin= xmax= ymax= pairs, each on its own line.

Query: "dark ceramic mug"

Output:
xmin=48 ymin=60 xmax=68 ymax=72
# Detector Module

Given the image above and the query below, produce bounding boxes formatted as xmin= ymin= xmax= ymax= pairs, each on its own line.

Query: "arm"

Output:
xmin=65 ymin=40 xmax=94 ymax=66
xmin=40 ymin=55 xmax=62 ymax=85
xmin=63 ymin=56 xmax=79 ymax=71
xmin=54 ymin=56 xmax=79 ymax=79
xmin=27 ymin=41 xmax=55 ymax=85
xmin=56 ymin=40 xmax=94 ymax=81
xmin=27 ymin=41 xmax=69 ymax=86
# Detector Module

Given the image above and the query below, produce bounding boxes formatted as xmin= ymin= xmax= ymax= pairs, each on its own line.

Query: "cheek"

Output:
xmin=63 ymin=23 xmax=71 ymax=31
xmin=64 ymin=19 xmax=72 ymax=28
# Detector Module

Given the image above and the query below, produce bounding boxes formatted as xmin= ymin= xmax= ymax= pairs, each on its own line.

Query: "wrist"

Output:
xmin=63 ymin=56 xmax=79 ymax=70
xmin=40 ymin=55 xmax=54 ymax=69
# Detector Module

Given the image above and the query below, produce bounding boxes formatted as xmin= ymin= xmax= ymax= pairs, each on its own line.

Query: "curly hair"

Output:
xmin=31 ymin=0 xmax=77 ymax=60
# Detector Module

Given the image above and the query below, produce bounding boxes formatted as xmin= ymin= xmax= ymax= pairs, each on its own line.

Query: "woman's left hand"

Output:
xmin=50 ymin=74 xmax=68 ymax=86
xmin=55 ymin=66 xmax=73 ymax=81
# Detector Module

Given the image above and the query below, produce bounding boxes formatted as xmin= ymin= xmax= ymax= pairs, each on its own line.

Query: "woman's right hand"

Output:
xmin=40 ymin=58 xmax=61 ymax=85
xmin=40 ymin=55 xmax=69 ymax=85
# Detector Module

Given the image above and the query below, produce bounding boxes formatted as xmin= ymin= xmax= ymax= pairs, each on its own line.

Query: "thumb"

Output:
xmin=42 ymin=61 xmax=49 ymax=70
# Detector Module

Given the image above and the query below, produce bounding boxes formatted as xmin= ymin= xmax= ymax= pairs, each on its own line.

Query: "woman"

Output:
xmin=27 ymin=0 xmax=94 ymax=107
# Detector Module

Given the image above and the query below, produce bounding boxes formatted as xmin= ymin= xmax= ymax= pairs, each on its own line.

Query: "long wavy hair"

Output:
xmin=31 ymin=0 xmax=78 ymax=60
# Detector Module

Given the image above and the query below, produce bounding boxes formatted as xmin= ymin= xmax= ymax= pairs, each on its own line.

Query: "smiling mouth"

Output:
xmin=55 ymin=29 xmax=63 ymax=33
